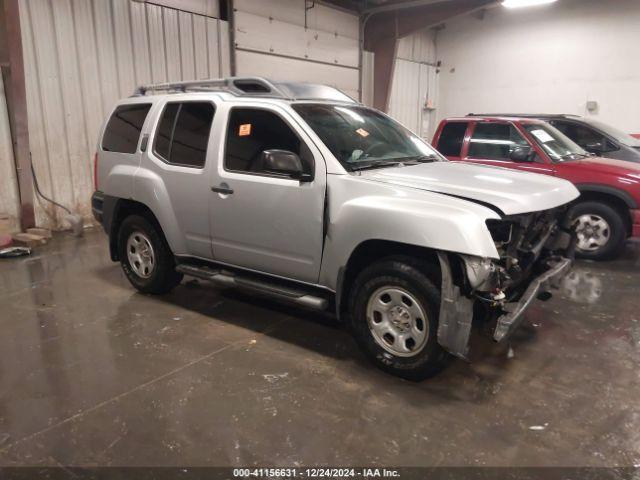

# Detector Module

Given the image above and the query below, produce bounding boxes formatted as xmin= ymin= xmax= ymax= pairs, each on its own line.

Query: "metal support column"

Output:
xmin=0 ymin=0 xmax=35 ymax=230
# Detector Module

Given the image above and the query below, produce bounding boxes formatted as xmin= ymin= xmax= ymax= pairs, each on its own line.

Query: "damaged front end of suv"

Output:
xmin=437 ymin=206 xmax=576 ymax=358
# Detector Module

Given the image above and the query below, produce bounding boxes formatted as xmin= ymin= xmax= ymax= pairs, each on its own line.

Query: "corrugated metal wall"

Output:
xmin=16 ymin=0 xmax=230 ymax=229
xmin=233 ymin=0 xmax=360 ymax=100
xmin=0 ymin=74 xmax=20 ymax=231
xmin=388 ymin=29 xmax=439 ymax=139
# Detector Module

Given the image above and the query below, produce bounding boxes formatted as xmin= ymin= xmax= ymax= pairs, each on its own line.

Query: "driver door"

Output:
xmin=208 ymin=104 xmax=326 ymax=284
xmin=464 ymin=121 xmax=555 ymax=175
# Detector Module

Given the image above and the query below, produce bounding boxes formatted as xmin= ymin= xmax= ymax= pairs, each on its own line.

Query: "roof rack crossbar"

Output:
xmin=133 ymin=76 xmax=292 ymax=99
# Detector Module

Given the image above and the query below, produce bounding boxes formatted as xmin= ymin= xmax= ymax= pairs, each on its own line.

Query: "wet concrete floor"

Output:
xmin=0 ymin=229 xmax=638 ymax=467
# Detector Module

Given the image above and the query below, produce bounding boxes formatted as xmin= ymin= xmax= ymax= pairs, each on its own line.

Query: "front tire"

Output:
xmin=348 ymin=257 xmax=450 ymax=381
xmin=117 ymin=215 xmax=183 ymax=294
xmin=569 ymin=201 xmax=626 ymax=261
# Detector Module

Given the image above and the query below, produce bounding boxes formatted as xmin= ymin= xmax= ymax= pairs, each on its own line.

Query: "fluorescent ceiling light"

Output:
xmin=502 ymin=0 xmax=557 ymax=8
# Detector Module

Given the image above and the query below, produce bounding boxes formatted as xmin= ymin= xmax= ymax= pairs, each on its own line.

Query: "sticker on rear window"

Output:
xmin=356 ymin=128 xmax=369 ymax=137
xmin=530 ymin=129 xmax=554 ymax=143
xmin=239 ymin=124 xmax=252 ymax=136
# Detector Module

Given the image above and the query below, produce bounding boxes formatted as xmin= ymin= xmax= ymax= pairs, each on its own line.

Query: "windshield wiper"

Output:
xmin=348 ymin=160 xmax=403 ymax=171
xmin=397 ymin=154 xmax=439 ymax=164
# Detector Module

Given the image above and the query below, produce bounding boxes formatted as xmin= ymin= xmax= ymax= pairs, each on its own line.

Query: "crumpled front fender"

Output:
xmin=437 ymin=252 xmax=475 ymax=359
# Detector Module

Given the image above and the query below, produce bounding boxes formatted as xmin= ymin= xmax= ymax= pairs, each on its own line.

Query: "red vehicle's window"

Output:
xmin=437 ymin=122 xmax=468 ymax=157
xmin=522 ymin=123 xmax=589 ymax=161
xmin=469 ymin=123 xmax=528 ymax=160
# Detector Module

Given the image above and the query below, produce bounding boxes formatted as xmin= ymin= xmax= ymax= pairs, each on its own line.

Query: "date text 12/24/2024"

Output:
xmin=233 ymin=468 xmax=401 ymax=478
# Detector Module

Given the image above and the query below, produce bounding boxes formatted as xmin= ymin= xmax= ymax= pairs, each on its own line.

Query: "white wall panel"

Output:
xmin=17 ymin=0 xmax=230 ymax=229
xmin=163 ymin=8 xmax=181 ymax=82
xmin=234 ymin=0 xmax=360 ymax=99
xmin=218 ymin=20 xmax=231 ymax=77
xmin=234 ymin=0 xmax=357 ymax=39
xmin=130 ymin=1 xmax=152 ymax=85
xmin=361 ymin=50 xmax=375 ymax=107
xmin=236 ymin=50 xmax=360 ymax=101
xmin=179 ymin=11 xmax=196 ymax=80
xmin=436 ymin=0 xmax=640 ymax=134
xmin=234 ymin=11 xmax=359 ymax=68
xmin=0 ymin=75 xmax=20 ymax=231
xmin=388 ymin=29 xmax=438 ymax=139
xmin=397 ymin=28 xmax=437 ymax=64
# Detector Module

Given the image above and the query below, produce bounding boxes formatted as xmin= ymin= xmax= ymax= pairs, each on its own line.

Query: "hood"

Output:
xmin=360 ymin=161 xmax=579 ymax=216
xmin=564 ymin=156 xmax=640 ymax=178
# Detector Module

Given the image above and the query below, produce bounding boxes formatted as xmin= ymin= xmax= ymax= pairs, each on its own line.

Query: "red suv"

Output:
xmin=433 ymin=116 xmax=640 ymax=260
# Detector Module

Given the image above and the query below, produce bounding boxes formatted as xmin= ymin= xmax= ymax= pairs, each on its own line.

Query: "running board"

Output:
xmin=176 ymin=264 xmax=329 ymax=311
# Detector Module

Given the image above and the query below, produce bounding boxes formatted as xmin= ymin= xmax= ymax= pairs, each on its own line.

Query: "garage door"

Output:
xmin=233 ymin=0 xmax=360 ymax=100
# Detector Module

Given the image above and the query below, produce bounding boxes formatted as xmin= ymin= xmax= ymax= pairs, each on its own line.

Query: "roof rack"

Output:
xmin=133 ymin=76 xmax=292 ymax=99
xmin=132 ymin=76 xmax=358 ymax=104
xmin=467 ymin=113 xmax=582 ymax=118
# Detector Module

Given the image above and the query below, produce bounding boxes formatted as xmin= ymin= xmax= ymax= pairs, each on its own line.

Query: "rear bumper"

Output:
xmin=631 ymin=209 xmax=640 ymax=238
xmin=493 ymin=257 xmax=572 ymax=342
xmin=91 ymin=191 xmax=104 ymax=224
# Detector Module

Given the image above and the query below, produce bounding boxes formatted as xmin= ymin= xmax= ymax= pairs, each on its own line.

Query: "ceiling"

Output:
xmin=320 ymin=0 xmax=471 ymax=14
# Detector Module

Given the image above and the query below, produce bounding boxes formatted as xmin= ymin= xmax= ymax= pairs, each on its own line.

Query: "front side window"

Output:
xmin=551 ymin=120 xmax=617 ymax=152
xmin=522 ymin=123 xmax=589 ymax=161
xmin=437 ymin=122 xmax=468 ymax=157
xmin=102 ymin=103 xmax=152 ymax=154
xmin=153 ymin=102 xmax=215 ymax=168
xmin=583 ymin=119 xmax=640 ymax=148
xmin=468 ymin=123 xmax=529 ymax=160
xmin=292 ymin=104 xmax=443 ymax=171
xmin=224 ymin=108 xmax=310 ymax=174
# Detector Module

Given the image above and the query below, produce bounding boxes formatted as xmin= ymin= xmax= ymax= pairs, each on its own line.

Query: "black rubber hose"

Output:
xmin=30 ymin=160 xmax=72 ymax=215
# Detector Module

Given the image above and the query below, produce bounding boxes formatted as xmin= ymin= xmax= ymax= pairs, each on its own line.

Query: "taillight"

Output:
xmin=93 ymin=152 xmax=98 ymax=190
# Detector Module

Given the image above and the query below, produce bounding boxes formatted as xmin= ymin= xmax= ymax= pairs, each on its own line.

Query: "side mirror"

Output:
xmin=510 ymin=145 xmax=533 ymax=162
xmin=260 ymin=149 xmax=312 ymax=181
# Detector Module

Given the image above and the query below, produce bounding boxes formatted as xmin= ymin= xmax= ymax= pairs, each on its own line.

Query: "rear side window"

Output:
xmin=153 ymin=102 xmax=215 ymax=168
xmin=468 ymin=122 xmax=528 ymax=160
xmin=102 ymin=104 xmax=151 ymax=153
xmin=224 ymin=108 xmax=305 ymax=174
xmin=437 ymin=122 xmax=468 ymax=157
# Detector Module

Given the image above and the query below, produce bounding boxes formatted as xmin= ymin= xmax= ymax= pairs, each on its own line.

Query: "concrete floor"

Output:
xmin=0 ymin=228 xmax=638 ymax=468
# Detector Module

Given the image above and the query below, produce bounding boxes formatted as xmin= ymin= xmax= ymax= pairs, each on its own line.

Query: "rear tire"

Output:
xmin=117 ymin=215 xmax=183 ymax=294
xmin=348 ymin=257 xmax=450 ymax=381
xmin=569 ymin=201 xmax=626 ymax=261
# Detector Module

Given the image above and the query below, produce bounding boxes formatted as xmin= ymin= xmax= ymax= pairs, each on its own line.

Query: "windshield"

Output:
xmin=292 ymin=104 xmax=444 ymax=171
xmin=523 ymin=123 xmax=589 ymax=161
xmin=583 ymin=119 xmax=640 ymax=147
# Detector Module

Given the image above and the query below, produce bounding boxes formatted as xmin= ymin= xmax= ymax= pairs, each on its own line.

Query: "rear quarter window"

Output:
xmin=437 ymin=122 xmax=468 ymax=157
xmin=102 ymin=104 xmax=152 ymax=154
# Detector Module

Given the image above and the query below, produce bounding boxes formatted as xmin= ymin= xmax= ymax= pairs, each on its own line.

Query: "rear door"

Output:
xmin=142 ymin=100 xmax=217 ymax=259
xmin=463 ymin=121 xmax=555 ymax=175
xmin=433 ymin=121 xmax=469 ymax=161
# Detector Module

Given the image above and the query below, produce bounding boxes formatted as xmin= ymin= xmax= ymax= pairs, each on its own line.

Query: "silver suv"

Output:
xmin=92 ymin=77 xmax=579 ymax=380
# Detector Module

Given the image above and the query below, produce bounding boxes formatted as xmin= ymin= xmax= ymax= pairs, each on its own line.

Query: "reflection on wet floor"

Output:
xmin=561 ymin=268 xmax=603 ymax=304
xmin=0 ymin=230 xmax=638 ymax=467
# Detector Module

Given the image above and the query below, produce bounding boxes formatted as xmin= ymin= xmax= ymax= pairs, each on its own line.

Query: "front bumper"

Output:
xmin=493 ymin=257 xmax=572 ymax=342
xmin=631 ymin=209 xmax=640 ymax=238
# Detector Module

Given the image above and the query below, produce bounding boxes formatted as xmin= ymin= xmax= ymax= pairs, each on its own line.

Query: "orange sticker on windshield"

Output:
xmin=239 ymin=124 xmax=252 ymax=136
xmin=356 ymin=128 xmax=369 ymax=137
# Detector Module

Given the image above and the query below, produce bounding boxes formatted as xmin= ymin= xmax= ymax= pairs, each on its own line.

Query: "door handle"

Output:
xmin=211 ymin=184 xmax=234 ymax=195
